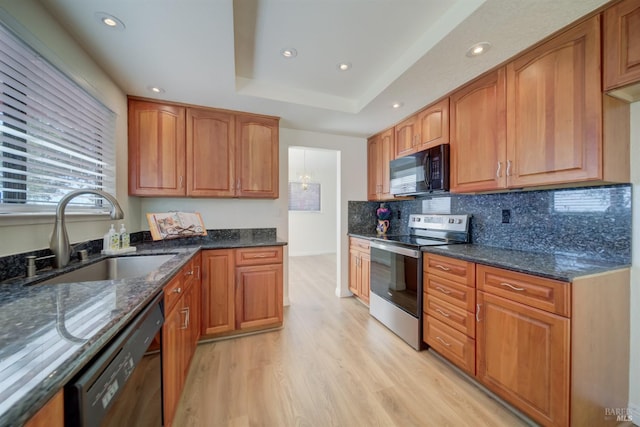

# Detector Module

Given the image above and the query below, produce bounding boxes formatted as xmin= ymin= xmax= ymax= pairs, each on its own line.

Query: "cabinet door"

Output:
xmin=236 ymin=114 xmax=279 ymax=198
xmin=506 ymin=16 xmax=601 ymax=187
xmin=604 ymin=0 xmax=640 ymax=90
xmin=476 ymin=291 xmax=569 ymax=427
xmin=186 ymin=108 xmax=235 ymax=197
xmin=379 ymin=128 xmax=395 ymax=199
xmin=450 ymin=69 xmax=507 ymax=193
xmin=25 ymin=390 xmax=63 ymax=427
xmin=162 ymin=304 xmax=184 ymax=427
xmin=394 ymin=115 xmax=417 ymax=158
xmin=235 ymin=264 xmax=283 ymax=330
xmin=128 ymin=99 xmax=186 ymax=196
xmin=416 ymin=98 xmax=449 ymax=151
xmin=367 ymin=135 xmax=381 ymax=200
xmin=349 ymin=247 xmax=360 ymax=295
xmin=359 ymin=251 xmax=370 ymax=304
xmin=182 ymin=283 xmax=196 ymax=376
xmin=201 ymin=250 xmax=235 ymax=336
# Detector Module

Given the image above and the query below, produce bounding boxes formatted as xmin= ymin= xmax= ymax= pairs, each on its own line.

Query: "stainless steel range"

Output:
xmin=369 ymin=214 xmax=470 ymax=350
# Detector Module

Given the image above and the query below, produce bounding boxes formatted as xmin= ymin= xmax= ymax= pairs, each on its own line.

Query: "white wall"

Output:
xmin=281 ymin=129 xmax=367 ymax=298
xmin=0 ymin=0 xmax=138 ymax=257
xmin=629 ymin=101 xmax=639 ymax=420
xmin=288 ymin=147 xmax=338 ymax=256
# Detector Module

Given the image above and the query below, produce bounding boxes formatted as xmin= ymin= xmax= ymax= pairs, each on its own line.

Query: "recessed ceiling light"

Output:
xmin=281 ymin=48 xmax=297 ymax=58
xmin=147 ymin=86 xmax=165 ymax=94
xmin=392 ymin=102 xmax=403 ymax=109
xmin=466 ymin=42 xmax=491 ymax=57
xmin=337 ymin=62 xmax=351 ymax=71
xmin=95 ymin=12 xmax=126 ymax=31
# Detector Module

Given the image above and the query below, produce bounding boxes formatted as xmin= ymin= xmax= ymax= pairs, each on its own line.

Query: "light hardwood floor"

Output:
xmin=173 ymin=254 xmax=529 ymax=427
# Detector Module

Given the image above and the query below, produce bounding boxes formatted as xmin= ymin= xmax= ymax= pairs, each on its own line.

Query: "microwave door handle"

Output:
xmin=423 ymin=153 xmax=431 ymax=190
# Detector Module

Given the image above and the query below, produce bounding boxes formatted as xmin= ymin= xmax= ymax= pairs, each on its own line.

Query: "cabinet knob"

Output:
xmin=173 ymin=287 xmax=182 ymax=294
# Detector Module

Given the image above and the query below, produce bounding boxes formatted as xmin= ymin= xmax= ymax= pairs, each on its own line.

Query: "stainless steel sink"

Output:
xmin=36 ymin=254 xmax=176 ymax=285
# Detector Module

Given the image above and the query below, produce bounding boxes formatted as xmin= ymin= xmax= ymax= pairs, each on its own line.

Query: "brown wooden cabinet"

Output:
xmin=415 ymin=98 xmax=449 ymax=151
xmin=128 ymin=97 xmax=279 ymax=198
xmin=394 ymin=115 xmax=418 ymax=158
xmin=506 ymin=15 xmax=602 ymax=188
xmin=423 ymin=253 xmax=475 ymax=375
xmin=162 ymin=259 xmax=201 ymax=427
xmin=450 ymin=69 xmax=507 ymax=193
xmin=367 ymin=128 xmax=395 ymax=201
xmin=186 ymin=108 xmax=235 ymax=197
xmin=201 ymin=249 xmax=236 ymax=335
xmin=201 ymin=246 xmax=284 ymax=339
xmin=235 ymin=114 xmax=279 ymax=198
xmin=25 ymin=390 xmax=64 ymax=427
xmin=451 ymin=16 xmax=629 ymax=193
xmin=604 ymin=0 xmax=640 ymax=96
xmin=476 ymin=266 xmax=571 ymax=427
xmin=348 ymin=237 xmax=370 ymax=304
xmin=128 ymin=100 xmax=186 ymax=196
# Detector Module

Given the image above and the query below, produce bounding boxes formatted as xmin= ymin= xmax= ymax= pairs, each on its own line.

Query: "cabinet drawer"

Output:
xmin=477 ymin=265 xmax=570 ymax=316
xmin=424 ymin=253 xmax=474 ymax=285
xmin=424 ymin=316 xmax=475 ymax=376
xmin=349 ymin=237 xmax=370 ymax=251
xmin=164 ymin=274 xmax=185 ymax=312
xmin=235 ymin=246 xmax=283 ymax=266
xmin=424 ymin=293 xmax=475 ymax=338
xmin=425 ymin=275 xmax=475 ymax=312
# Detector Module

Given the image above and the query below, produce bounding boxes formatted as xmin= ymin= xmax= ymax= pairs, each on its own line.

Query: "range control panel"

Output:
xmin=408 ymin=214 xmax=470 ymax=233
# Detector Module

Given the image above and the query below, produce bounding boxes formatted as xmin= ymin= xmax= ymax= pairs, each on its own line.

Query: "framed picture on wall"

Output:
xmin=288 ymin=182 xmax=321 ymax=211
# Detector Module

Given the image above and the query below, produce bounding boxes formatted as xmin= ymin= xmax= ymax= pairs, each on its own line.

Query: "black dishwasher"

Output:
xmin=65 ymin=292 xmax=164 ymax=427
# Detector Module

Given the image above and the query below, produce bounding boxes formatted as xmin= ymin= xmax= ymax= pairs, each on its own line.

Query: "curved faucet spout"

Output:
xmin=50 ymin=190 xmax=124 ymax=268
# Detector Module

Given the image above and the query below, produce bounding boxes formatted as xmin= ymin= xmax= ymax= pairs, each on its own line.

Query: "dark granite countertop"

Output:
xmin=348 ymin=233 xmax=629 ymax=282
xmin=0 ymin=233 xmax=286 ymax=427
xmin=421 ymin=245 xmax=629 ymax=282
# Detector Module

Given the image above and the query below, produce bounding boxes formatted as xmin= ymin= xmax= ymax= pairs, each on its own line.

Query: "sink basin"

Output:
xmin=36 ymin=254 xmax=176 ymax=285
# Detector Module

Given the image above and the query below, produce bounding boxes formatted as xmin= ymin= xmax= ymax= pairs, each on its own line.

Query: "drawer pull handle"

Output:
xmin=172 ymin=287 xmax=182 ymax=294
xmin=435 ymin=286 xmax=451 ymax=295
xmin=435 ymin=308 xmax=450 ymax=318
xmin=476 ymin=304 xmax=481 ymax=322
xmin=500 ymin=282 xmax=525 ymax=291
xmin=435 ymin=264 xmax=450 ymax=271
xmin=435 ymin=336 xmax=451 ymax=347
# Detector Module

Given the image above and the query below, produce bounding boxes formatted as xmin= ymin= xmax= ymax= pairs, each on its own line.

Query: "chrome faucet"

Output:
xmin=50 ymin=190 xmax=124 ymax=268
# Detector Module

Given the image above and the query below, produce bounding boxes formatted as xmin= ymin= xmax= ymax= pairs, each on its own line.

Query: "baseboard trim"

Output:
xmin=289 ymin=251 xmax=336 ymax=257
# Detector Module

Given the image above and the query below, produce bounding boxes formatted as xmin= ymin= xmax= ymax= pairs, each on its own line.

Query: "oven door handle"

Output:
xmin=370 ymin=241 xmax=420 ymax=258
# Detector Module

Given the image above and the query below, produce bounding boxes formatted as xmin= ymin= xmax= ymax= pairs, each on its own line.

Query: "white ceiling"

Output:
xmin=38 ymin=0 xmax=610 ymax=138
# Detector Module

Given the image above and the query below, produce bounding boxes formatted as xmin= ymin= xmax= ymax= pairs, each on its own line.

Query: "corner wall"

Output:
xmin=629 ymin=101 xmax=639 ymax=421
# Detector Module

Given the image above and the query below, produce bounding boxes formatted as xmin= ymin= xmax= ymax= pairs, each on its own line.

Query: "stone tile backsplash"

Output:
xmin=349 ymin=184 xmax=631 ymax=263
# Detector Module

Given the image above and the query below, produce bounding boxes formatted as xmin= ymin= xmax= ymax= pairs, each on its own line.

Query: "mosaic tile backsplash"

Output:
xmin=349 ymin=184 xmax=631 ymax=264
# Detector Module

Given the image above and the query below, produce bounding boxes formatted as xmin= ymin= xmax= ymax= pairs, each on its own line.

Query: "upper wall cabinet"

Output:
xmin=505 ymin=15 xmax=602 ymax=188
xmin=451 ymin=15 xmax=629 ymax=193
xmin=416 ymin=98 xmax=449 ymax=151
xmin=128 ymin=100 xmax=186 ymax=196
xmin=367 ymin=128 xmax=395 ymax=201
xmin=235 ymin=114 xmax=279 ymax=199
xmin=128 ymin=98 xmax=280 ymax=198
xmin=450 ymin=69 xmax=507 ymax=193
xmin=393 ymin=98 xmax=449 ymax=159
xmin=604 ymin=0 xmax=640 ymax=99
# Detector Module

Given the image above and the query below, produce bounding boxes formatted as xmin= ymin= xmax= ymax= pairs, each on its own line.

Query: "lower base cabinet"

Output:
xmin=201 ymin=246 xmax=284 ymax=339
xmin=24 ymin=390 xmax=63 ymax=427
xmin=163 ymin=257 xmax=201 ymax=427
xmin=424 ymin=254 xmax=630 ymax=427
xmin=348 ymin=237 xmax=370 ymax=304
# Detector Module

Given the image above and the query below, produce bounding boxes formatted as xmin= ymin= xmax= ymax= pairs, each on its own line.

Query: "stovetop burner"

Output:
xmin=372 ymin=214 xmax=471 ymax=248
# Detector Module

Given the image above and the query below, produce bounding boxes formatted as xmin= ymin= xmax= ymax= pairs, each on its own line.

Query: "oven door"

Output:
xmin=369 ymin=241 xmax=421 ymax=317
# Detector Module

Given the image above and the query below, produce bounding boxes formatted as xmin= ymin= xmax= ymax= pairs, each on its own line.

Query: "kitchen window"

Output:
xmin=0 ymin=22 xmax=115 ymax=215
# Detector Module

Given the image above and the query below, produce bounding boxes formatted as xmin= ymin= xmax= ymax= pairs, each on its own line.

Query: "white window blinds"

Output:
xmin=0 ymin=22 xmax=116 ymax=214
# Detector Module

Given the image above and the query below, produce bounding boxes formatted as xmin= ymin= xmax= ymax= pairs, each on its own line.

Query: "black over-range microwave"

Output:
xmin=389 ymin=144 xmax=449 ymax=196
